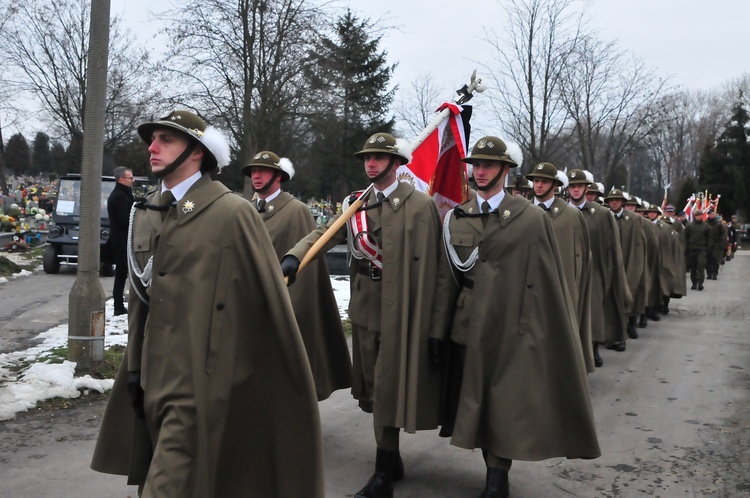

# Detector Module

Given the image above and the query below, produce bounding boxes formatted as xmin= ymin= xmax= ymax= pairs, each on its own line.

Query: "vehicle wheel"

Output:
xmin=100 ymin=261 xmax=116 ymax=277
xmin=43 ymin=245 xmax=61 ymax=274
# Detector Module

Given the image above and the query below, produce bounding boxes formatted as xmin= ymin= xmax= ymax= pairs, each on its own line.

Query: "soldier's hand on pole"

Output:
xmin=281 ymin=255 xmax=301 ymax=286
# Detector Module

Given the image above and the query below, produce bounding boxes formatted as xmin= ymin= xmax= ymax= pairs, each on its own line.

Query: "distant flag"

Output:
xmin=397 ymin=102 xmax=471 ymax=218
xmin=660 ymin=184 xmax=670 ymax=212
xmin=683 ymin=194 xmax=695 ymax=221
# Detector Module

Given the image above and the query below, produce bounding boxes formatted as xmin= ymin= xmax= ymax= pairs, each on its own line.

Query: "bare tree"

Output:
xmin=557 ymin=34 xmax=670 ymax=183
xmin=482 ymin=0 xmax=585 ymax=165
xmin=2 ymin=0 xmax=156 ymax=155
xmin=641 ymin=89 xmax=725 ymax=200
xmin=393 ymin=72 xmax=444 ymax=137
xmin=160 ymin=0 xmax=324 ymax=169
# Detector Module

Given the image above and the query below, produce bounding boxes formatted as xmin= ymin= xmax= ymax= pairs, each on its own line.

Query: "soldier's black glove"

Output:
xmin=127 ymin=371 xmax=146 ymax=420
xmin=428 ymin=338 xmax=445 ymax=367
xmin=280 ymin=255 xmax=301 ymax=286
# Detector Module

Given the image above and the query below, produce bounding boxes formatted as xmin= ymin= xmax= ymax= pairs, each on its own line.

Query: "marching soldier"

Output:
xmin=281 ymin=133 xmax=442 ymax=498
xmin=527 ymin=162 xmax=594 ymax=372
xmin=567 ymin=170 xmax=631 ymax=368
xmin=432 ymin=136 xmax=600 ymax=498
xmin=685 ymin=209 xmax=711 ymax=290
xmin=586 ymin=182 xmax=605 ymax=205
xmin=604 ymin=189 xmax=647 ymax=349
xmin=508 ymin=174 xmax=532 ymax=199
xmin=636 ymin=201 xmax=662 ymax=325
xmin=705 ymin=209 xmax=727 ymax=280
xmin=660 ymin=205 xmax=687 ymax=313
xmin=243 ymin=151 xmax=352 ymax=401
xmin=645 ymin=204 xmax=676 ymax=318
xmin=91 ymin=111 xmax=324 ymax=496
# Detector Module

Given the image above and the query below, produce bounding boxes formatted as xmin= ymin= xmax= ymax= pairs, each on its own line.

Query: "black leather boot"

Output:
xmin=480 ymin=467 xmax=510 ymax=498
xmin=593 ymin=343 xmax=603 ymax=367
xmin=355 ymin=449 xmax=399 ymax=498
xmin=638 ymin=313 xmax=648 ymax=328
xmin=627 ymin=316 xmax=638 ymax=339
xmin=648 ymin=307 xmax=660 ymax=321
xmin=660 ymin=297 xmax=670 ymax=315
xmin=393 ymin=451 xmax=404 ymax=481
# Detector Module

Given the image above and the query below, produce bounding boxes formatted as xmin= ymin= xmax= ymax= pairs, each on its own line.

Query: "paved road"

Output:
xmin=1 ymin=253 xmax=748 ymax=497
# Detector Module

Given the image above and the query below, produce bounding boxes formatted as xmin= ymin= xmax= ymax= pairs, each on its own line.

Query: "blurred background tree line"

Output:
xmin=0 ymin=0 xmax=748 ymax=218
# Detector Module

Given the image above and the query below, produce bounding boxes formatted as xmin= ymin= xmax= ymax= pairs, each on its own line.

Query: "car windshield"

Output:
xmin=55 ymin=179 xmax=115 ymax=218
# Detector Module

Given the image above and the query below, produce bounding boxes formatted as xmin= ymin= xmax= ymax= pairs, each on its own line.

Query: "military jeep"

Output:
xmin=43 ymin=174 xmax=117 ymax=275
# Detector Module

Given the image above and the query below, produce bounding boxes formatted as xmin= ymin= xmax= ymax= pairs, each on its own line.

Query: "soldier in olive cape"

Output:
xmin=281 ymin=133 xmax=442 ymax=498
xmin=243 ymin=150 xmax=352 ymax=401
xmin=91 ymin=111 xmax=323 ymax=497
xmin=685 ymin=209 xmax=711 ymax=290
xmin=636 ymin=201 xmax=662 ymax=326
xmin=566 ymin=169 xmax=631 ymax=368
xmin=661 ymin=205 xmax=687 ymax=313
xmin=527 ymin=162 xmax=594 ymax=372
xmin=432 ymin=136 xmax=600 ymax=498
xmin=645 ymin=204 xmax=677 ymax=317
xmin=604 ymin=189 xmax=647 ymax=350
xmin=622 ymin=194 xmax=652 ymax=332
xmin=705 ymin=209 xmax=727 ymax=280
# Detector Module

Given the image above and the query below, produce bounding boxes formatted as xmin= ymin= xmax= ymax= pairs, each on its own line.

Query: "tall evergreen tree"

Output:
xmin=5 ymin=132 xmax=31 ymax=176
xmin=304 ymin=10 xmax=396 ymax=201
xmin=50 ymin=142 xmax=67 ymax=176
xmin=32 ymin=132 xmax=52 ymax=175
xmin=698 ymin=96 xmax=750 ymax=218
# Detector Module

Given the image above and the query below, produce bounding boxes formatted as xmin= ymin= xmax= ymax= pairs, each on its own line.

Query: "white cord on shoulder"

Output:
xmin=126 ymin=203 xmax=153 ymax=305
xmin=443 ymin=208 xmax=480 ymax=273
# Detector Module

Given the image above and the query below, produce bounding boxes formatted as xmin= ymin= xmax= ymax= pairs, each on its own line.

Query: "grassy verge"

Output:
xmin=0 ymin=246 xmax=44 ymax=277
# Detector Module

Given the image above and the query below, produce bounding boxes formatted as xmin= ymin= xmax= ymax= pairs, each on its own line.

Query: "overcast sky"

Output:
xmin=7 ymin=0 xmax=744 ymax=139
xmin=116 ymin=0 xmax=750 ymax=94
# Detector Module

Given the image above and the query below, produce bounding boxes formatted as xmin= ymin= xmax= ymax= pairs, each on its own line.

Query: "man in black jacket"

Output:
xmin=107 ymin=166 xmax=135 ymax=315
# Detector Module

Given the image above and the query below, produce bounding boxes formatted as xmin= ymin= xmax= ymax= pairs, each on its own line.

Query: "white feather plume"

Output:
xmin=395 ymin=138 xmax=413 ymax=164
xmin=503 ymin=140 xmax=524 ymax=167
xmin=583 ymin=170 xmax=595 ymax=183
xmin=279 ymin=157 xmax=295 ymax=180
xmin=556 ymin=170 xmax=569 ymax=188
xmin=596 ymin=182 xmax=605 ymax=193
xmin=202 ymin=126 xmax=231 ymax=169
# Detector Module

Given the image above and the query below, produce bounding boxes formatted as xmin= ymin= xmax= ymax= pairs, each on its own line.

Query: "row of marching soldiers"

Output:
xmin=90 ymin=109 xmax=711 ymax=498
xmin=505 ymin=164 xmax=691 ymax=362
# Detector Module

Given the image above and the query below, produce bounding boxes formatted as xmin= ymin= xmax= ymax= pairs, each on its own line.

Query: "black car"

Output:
xmin=43 ymin=174 xmax=151 ymax=275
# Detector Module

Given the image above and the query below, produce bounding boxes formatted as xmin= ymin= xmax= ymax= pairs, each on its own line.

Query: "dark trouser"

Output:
xmin=706 ymin=250 xmax=720 ymax=276
xmin=112 ymin=263 xmax=128 ymax=309
xmin=352 ymin=325 xmax=400 ymax=451
xmin=686 ymin=250 xmax=706 ymax=285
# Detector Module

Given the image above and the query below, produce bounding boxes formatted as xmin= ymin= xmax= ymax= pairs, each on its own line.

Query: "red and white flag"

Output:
xmin=397 ymin=102 xmax=471 ymax=218
xmin=683 ymin=194 xmax=695 ymax=221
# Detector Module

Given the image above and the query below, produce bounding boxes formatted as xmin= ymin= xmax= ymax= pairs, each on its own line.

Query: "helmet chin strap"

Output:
xmin=570 ymin=187 xmax=587 ymax=203
xmin=476 ymin=165 xmax=508 ymax=191
xmin=255 ymin=171 xmax=281 ymax=194
xmin=534 ymin=182 xmax=558 ymax=202
xmin=153 ymin=141 xmax=198 ymax=180
xmin=371 ymin=156 xmax=399 ymax=183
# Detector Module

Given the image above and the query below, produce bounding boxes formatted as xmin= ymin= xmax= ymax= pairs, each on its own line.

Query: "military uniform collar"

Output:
xmin=263 ymin=191 xmax=294 ymax=218
xmin=161 ymin=170 xmax=202 ymax=202
xmin=477 ymin=189 xmax=505 ymax=212
xmin=374 ymin=181 xmax=414 ymax=212
xmin=496 ymin=194 xmax=531 ymax=227
xmin=174 ymin=175 xmax=230 ymax=225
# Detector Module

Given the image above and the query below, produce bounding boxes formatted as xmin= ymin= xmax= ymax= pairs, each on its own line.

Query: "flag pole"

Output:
xmin=287 ymin=70 xmax=486 ymax=284
xmin=410 ymin=69 xmax=485 ymax=150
